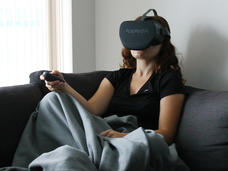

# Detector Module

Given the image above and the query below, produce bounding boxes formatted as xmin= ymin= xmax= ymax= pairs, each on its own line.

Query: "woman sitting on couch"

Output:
xmin=40 ymin=15 xmax=185 ymax=145
xmin=11 ymin=9 xmax=188 ymax=171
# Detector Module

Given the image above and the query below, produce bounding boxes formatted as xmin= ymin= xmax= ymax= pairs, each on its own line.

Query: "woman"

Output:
xmin=40 ymin=15 xmax=185 ymax=145
xmin=11 ymin=12 xmax=188 ymax=171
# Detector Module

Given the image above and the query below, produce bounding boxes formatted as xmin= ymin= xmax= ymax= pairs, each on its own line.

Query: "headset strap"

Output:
xmin=140 ymin=9 xmax=158 ymax=21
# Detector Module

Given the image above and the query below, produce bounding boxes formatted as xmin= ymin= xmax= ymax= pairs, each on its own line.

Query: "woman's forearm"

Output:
xmin=155 ymin=129 xmax=173 ymax=145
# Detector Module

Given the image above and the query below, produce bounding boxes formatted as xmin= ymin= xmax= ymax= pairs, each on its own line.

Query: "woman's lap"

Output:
xmin=10 ymin=92 xmax=189 ymax=171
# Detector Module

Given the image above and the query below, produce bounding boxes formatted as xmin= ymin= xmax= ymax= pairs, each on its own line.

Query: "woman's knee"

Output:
xmin=37 ymin=92 xmax=65 ymax=120
xmin=39 ymin=91 xmax=62 ymax=107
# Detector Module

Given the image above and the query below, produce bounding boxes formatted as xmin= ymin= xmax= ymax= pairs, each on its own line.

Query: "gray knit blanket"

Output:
xmin=1 ymin=92 xmax=189 ymax=171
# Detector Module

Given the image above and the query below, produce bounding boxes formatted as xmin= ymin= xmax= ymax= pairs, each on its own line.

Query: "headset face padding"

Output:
xmin=119 ymin=18 xmax=170 ymax=50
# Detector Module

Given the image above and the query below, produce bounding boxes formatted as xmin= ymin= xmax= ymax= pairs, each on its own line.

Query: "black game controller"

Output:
xmin=42 ymin=71 xmax=65 ymax=82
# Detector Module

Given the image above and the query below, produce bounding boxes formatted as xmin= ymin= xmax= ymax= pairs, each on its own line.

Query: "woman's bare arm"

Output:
xmin=155 ymin=94 xmax=185 ymax=145
xmin=41 ymin=70 xmax=115 ymax=116
xmin=65 ymin=78 xmax=114 ymax=116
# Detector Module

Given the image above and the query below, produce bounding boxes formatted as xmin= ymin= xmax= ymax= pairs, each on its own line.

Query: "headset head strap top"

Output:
xmin=140 ymin=9 xmax=158 ymax=21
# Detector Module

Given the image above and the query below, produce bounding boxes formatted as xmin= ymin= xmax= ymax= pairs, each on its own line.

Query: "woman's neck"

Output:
xmin=134 ymin=60 xmax=155 ymax=77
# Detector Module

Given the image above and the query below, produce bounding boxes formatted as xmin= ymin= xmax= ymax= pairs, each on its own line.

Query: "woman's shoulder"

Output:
xmin=114 ymin=67 xmax=134 ymax=72
xmin=158 ymin=67 xmax=182 ymax=80
xmin=105 ymin=68 xmax=134 ymax=89
xmin=156 ymin=67 xmax=185 ymax=98
xmin=108 ymin=68 xmax=134 ymax=77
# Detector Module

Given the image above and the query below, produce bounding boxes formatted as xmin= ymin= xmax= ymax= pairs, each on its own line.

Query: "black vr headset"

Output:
xmin=119 ymin=9 xmax=170 ymax=50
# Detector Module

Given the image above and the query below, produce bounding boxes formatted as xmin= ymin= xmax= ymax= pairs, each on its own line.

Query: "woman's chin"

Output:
xmin=135 ymin=54 xmax=146 ymax=59
xmin=134 ymin=52 xmax=145 ymax=58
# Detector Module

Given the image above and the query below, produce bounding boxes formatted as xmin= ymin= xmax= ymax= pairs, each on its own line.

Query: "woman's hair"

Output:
xmin=120 ymin=15 xmax=186 ymax=84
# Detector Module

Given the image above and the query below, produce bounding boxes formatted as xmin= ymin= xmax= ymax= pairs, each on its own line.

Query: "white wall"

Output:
xmin=72 ymin=0 xmax=95 ymax=73
xmin=95 ymin=0 xmax=228 ymax=91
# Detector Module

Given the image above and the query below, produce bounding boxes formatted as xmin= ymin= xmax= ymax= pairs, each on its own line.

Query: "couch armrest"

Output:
xmin=0 ymin=84 xmax=43 ymax=167
xmin=176 ymin=89 xmax=228 ymax=170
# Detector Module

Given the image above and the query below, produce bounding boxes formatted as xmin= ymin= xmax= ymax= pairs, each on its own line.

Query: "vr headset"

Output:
xmin=119 ymin=9 xmax=170 ymax=50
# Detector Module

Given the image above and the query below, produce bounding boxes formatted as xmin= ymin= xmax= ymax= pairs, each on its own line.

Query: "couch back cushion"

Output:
xmin=175 ymin=89 xmax=228 ymax=171
xmin=0 ymin=84 xmax=43 ymax=167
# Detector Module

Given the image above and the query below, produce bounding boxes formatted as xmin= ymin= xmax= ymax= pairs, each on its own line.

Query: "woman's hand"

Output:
xmin=100 ymin=129 xmax=128 ymax=138
xmin=40 ymin=70 xmax=71 ymax=93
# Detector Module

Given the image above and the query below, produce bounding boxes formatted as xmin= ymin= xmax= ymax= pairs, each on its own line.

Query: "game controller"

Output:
xmin=42 ymin=71 xmax=65 ymax=82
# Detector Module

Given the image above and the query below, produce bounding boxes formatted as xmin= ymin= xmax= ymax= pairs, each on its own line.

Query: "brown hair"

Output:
xmin=120 ymin=15 xmax=186 ymax=84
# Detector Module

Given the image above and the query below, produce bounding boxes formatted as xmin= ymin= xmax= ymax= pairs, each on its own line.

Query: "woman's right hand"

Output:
xmin=40 ymin=70 xmax=71 ymax=93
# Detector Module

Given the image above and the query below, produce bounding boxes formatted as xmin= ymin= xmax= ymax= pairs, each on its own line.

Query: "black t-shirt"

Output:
xmin=104 ymin=68 xmax=185 ymax=130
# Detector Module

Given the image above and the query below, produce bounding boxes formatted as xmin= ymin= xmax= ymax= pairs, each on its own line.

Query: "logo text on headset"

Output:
xmin=125 ymin=29 xmax=149 ymax=34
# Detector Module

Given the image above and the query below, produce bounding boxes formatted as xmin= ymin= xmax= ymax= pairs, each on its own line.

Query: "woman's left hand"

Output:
xmin=99 ymin=129 xmax=128 ymax=138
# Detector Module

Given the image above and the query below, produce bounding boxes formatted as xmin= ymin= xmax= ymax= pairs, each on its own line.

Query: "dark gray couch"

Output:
xmin=0 ymin=70 xmax=228 ymax=171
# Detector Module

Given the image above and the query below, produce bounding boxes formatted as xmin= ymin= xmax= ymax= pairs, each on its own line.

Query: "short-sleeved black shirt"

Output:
xmin=104 ymin=68 xmax=185 ymax=130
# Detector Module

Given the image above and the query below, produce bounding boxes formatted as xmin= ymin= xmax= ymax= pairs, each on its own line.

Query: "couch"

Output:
xmin=0 ymin=70 xmax=227 ymax=171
